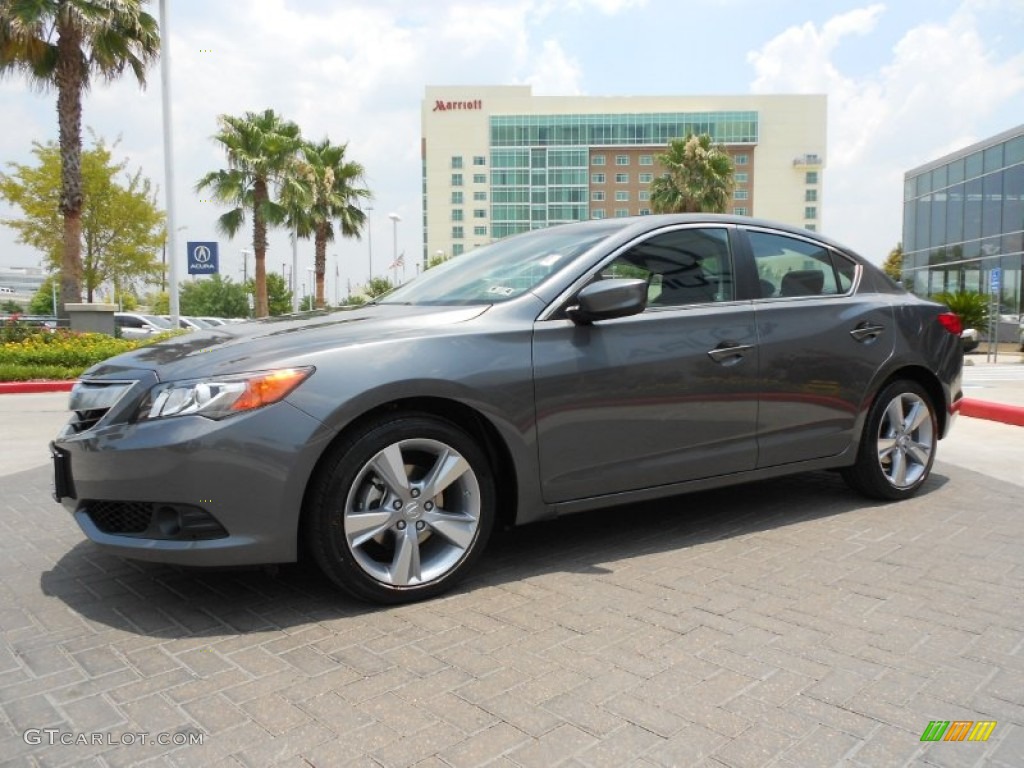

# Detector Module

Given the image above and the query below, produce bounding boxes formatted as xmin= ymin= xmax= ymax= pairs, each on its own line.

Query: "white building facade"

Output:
xmin=421 ymin=85 xmax=827 ymax=268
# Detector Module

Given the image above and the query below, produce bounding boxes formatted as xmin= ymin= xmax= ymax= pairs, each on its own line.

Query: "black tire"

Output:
xmin=305 ymin=413 xmax=495 ymax=604
xmin=842 ymin=379 xmax=938 ymax=500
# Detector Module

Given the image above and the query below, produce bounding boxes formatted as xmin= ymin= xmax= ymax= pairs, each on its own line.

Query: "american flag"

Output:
xmin=389 ymin=252 xmax=405 ymax=270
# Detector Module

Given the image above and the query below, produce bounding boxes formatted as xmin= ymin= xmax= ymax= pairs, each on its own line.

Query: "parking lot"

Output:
xmin=1 ymin=376 xmax=1022 ymax=767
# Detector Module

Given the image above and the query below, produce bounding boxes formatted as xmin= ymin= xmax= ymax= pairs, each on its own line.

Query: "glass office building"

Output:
xmin=902 ymin=125 xmax=1024 ymax=318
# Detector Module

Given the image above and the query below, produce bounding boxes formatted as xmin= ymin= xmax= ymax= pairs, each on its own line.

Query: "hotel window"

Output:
xmin=616 ymin=155 xmax=629 ymax=165
xmin=639 ymin=173 xmax=653 ymax=183
xmin=453 ymin=244 xmax=464 ymax=255
xmin=591 ymin=209 xmax=606 ymax=219
xmin=805 ymin=224 xmax=816 ymax=232
xmin=451 ymin=173 xmax=463 ymax=186
xmin=734 ymin=189 xmax=749 ymax=200
xmin=735 ymin=172 xmax=748 ymax=183
xmin=639 ymin=155 xmax=653 ymax=165
xmin=452 ymin=226 xmax=464 ymax=239
xmin=473 ymin=209 xmax=487 ymax=218
xmin=805 ymin=171 xmax=818 ymax=184
xmin=451 ymin=191 xmax=463 ymax=205
xmin=452 ymin=209 xmax=464 ymax=221
xmin=592 ymin=191 xmax=605 ymax=201
xmin=639 ymin=190 xmax=650 ymax=201
xmin=639 ymin=208 xmax=651 ymax=215
xmin=805 ymin=206 xmax=817 ymax=219
xmin=615 ymin=173 xmax=628 ymax=183
xmin=473 ymin=191 xmax=487 ymax=201
xmin=473 ymin=173 xmax=486 ymax=184
xmin=451 ymin=156 xmax=463 ymax=169
xmin=473 ymin=156 xmax=486 ymax=166
xmin=474 ymin=226 xmax=487 ymax=236
xmin=614 ymin=208 xmax=629 ymax=217
xmin=733 ymin=207 xmax=748 ymax=216
xmin=735 ymin=154 xmax=749 ymax=165
xmin=805 ymin=189 xmax=817 ymax=202
xmin=591 ymin=154 xmax=606 ymax=165
xmin=615 ymin=191 xmax=629 ymax=201
xmin=591 ymin=173 xmax=606 ymax=184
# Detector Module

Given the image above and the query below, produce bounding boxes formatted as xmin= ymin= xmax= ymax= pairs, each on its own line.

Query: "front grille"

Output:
xmin=67 ymin=380 xmax=133 ymax=433
xmin=88 ymin=501 xmax=152 ymax=534
xmin=83 ymin=501 xmax=228 ymax=540
xmin=70 ymin=408 xmax=110 ymax=433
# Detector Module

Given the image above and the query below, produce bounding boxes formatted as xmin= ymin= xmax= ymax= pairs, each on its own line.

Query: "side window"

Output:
xmin=747 ymin=230 xmax=853 ymax=298
xmin=118 ymin=316 xmax=143 ymax=328
xmin=598 ymin=228 xmax=734 ymax=307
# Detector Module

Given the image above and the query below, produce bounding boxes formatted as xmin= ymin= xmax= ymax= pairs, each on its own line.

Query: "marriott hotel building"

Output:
xmin=421 ymin=85 xmax=827 ymax=265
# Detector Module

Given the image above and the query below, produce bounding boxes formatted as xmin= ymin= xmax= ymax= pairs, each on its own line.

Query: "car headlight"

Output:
xmin=138 ymin=367 xmax=314 ymax=421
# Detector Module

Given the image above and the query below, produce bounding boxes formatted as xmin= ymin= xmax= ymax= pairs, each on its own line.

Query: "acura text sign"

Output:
xmin=187 ymin=241 xmax=219 ymax=275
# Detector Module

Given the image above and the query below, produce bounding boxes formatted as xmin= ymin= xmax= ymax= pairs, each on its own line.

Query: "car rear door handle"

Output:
xmin=849 ymin=322 xmax=886 ymax=343
xmin=707 ymin=342 xmax=754 ymax=365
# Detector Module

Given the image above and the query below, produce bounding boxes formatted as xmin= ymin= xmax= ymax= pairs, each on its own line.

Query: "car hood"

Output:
xmin=82 ymin=304 xmax=491 ymax=381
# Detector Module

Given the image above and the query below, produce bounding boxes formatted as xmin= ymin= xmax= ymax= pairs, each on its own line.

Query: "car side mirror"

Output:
xmin=567 ymin=278 xmax=648 ymax=325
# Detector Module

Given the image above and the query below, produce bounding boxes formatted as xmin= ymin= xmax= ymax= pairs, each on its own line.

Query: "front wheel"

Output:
xmin=305 ymin=414 xmax=495 ymax=604
xmin=842 ymin=380 xmax=938 ymax=500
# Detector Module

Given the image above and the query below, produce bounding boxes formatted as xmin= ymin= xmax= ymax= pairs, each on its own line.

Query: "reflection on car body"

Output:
xmin=53 ymin=215 xmax=963 ymax=604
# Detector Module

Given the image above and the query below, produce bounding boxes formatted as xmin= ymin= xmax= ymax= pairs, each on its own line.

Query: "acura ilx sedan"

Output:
xmin=52 ymin=215 xmax=963 ymax=603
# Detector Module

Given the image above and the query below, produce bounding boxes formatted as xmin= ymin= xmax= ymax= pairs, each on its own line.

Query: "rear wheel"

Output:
xmin=306 ymin=413 xmax=495 ymax=603
xmin=842 ymin=380 xmax=937 ymax=500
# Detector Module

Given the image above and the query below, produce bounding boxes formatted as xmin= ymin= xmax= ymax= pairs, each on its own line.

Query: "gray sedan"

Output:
xmin=52 ymin=215 xmax=964 ymax=603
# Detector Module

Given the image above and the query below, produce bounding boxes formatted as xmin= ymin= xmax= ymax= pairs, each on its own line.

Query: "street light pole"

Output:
xmin=158 ymin=0 xmax=180 ymax=327
xmin=366 ymin=206 xmax=374 ymax=285
xmin=388 ymin=212 xmax=401 ymax=285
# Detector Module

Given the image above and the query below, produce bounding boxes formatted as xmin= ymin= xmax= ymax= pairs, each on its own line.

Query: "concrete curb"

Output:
xmin=0 ymin=381 xmax=75 ymax=395
xmin=960 ymin=398 xmax=1024 ymax=428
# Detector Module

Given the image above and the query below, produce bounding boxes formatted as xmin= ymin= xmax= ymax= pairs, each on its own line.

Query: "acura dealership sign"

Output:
xmin=432 ymin=99 xmax=483 ymax=112
xmin=187 ymin=241 xmax=219 ymax=275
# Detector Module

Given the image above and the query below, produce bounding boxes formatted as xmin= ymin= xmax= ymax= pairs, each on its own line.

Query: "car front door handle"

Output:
xmin=849 ymin=322 xmax=886 ymax=343
xmin=707 ymin=342 xmax=754 ymax=365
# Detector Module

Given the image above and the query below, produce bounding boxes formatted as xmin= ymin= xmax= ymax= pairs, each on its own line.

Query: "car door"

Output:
xmin=532 ymin=225 xmax=759 ymax=504
xmin=742 ymin=227 xmax=895 ymax=466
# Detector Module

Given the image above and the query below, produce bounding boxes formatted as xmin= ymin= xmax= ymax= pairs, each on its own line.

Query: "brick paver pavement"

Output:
xmin=0 ymin=461 xmax=1021 ymax=767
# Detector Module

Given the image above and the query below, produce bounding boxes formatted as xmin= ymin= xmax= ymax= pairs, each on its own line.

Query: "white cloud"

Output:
xmin=524 ymin=39 xmax=584 ymax=95
xmin=748 ymin=2 xmax=1024 ymax=260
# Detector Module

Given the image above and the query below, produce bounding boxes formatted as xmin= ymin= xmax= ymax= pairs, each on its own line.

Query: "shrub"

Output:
xmin=932 ymin=291 xmax=990 ymax=331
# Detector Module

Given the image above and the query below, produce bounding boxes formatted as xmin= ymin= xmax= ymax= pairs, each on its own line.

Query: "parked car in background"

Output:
xmin=198 ymin=317 xmax=229 ymax=326
xmin=52 ymin=215 xmax=964 ymax=604
xmin=162 ymin=316 xmax=215 ymax=331
xmin=114 ymin=313 xmax=172 ymax=339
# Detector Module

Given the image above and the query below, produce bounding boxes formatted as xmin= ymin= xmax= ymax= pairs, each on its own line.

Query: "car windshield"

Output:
xmin=143 ymin=315 xmax=173 ymax=328
xmin=379 ymin=221 xmax=628 ymax=305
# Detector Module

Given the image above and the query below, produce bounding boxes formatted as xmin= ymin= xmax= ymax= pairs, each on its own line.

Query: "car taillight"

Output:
xmin=937 ymin=312 xmax=963 ymax=335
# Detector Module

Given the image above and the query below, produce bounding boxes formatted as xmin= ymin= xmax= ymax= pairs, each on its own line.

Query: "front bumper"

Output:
xmin=53 ymin=400 xmax=334 ymax=566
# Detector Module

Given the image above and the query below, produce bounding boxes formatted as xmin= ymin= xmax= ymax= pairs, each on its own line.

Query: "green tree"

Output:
xmin=882 ymin=243 xmax=903 ymax=282
xmin=247 ymin=272 xmax=292 ymax=316
xmin=0 ymin=0 xmax=159 ymax=314
xmin=426 ymin=252 xmax=449 ymax=270
xmin=179 ymin=275 xmax=248 ymax=317
xmin=650 ymin=134 xmax=734 ymax=214
xmin=0 ymin=138 xmax=164 ymax=301
xmin=196 ymin=109 xmax=303 ymax=318
xmin=287 ymin=138 xmax=370 ymax=308
xmin=366 ymin=276 xmax=393 ymax=299
xmin=2 ymin=299 xmax=23 ymax=314
xmin=27 ymin=276 xmax=58 ymax=315
xmin=147 ymin=290 xmax=169 ymax=315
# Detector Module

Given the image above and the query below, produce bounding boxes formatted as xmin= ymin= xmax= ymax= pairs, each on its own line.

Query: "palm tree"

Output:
xmin=196 ymin=109 xmax=303 ymax=317
xmin=287 ymin=139 xmax=371 ymax=308
xmin=650 ymin=134 xmax=734 ymax=214
xmin=0 ymin=0 xmax=159 ymax=314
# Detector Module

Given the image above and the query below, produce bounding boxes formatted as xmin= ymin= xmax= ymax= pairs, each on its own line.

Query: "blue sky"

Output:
xmin=1 ymin=0 xmax=1022 ymax=298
